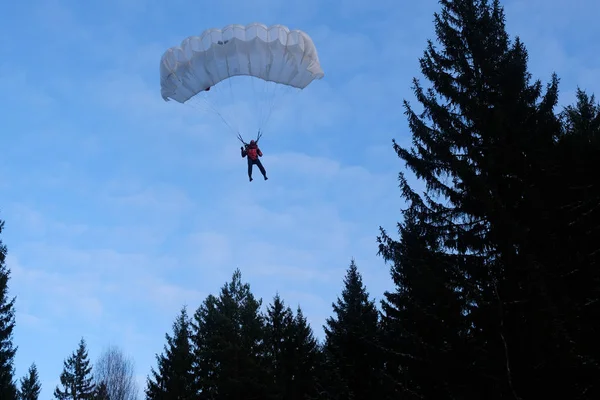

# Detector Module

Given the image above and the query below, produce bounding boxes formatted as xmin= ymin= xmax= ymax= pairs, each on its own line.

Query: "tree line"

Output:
xmin=1 ymin=0 xmax=598 ymax=399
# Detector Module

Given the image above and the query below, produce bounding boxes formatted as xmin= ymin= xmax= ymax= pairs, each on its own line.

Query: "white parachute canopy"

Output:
xmin=160 ymin=23 xmax=324 ymax=103
xmin=159 ymin=23 xmax=324 ymax=136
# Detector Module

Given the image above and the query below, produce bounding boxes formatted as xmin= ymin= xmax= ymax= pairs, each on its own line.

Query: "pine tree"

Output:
xmin=191 ymin=269 xmax=267 ymax=400
xmin=93 ymin=382 xmax=109 ymax=400
xmin=262 ymin=295 xmax=321 ymax=400
xmin=263 ymin=294 xmax=295 ymax=400
xmin=0 ymin=217 xmax=18 ymax=400
xmin=376 ymin=0 xmax=579 ymax=398
xmin=378 ymin=211 xmax=469 ymax=399
xmin=323 ymin=259 xmax=381 ymax=399
xmin=524 ymin=89 xmax=600 ymax=397
xmin=18 ymin=363 xmax=41 ymax=400
xmin=54 ymin=338 xmax=95 ymax=399
xmin=288 ymin=306 xmax=322 ymax=400
xmin=145 ymin=307 xmax=195 ymax=400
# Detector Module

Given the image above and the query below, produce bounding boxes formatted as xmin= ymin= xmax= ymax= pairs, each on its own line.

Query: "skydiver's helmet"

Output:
xmin=250 ymin=140 xmax=256 ymax=146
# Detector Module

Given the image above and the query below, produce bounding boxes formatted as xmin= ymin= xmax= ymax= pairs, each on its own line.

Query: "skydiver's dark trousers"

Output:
xmin=248 ymin=158 xmax=266 ymax=179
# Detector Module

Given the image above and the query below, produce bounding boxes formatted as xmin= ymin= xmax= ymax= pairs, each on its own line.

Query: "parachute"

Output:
xmin=159 ymin=23 xmax=324 ymax=138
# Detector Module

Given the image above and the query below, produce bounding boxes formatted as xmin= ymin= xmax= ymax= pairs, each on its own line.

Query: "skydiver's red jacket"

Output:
xmin=241 ymin=143 xmax=262 ymax=161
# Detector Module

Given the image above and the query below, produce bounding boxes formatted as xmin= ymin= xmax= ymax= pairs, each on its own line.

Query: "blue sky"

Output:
xmin=1 ymin=0 xmax=598 ymax=397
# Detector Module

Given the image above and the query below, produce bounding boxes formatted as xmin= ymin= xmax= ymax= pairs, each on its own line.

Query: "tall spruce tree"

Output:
xmin=527 ymin=89 xmax=600 ymax=397
xmin=323 ymin=259 xmax=381 ymax=400
xmin=262 ymin=295 xmax=321 ymax=400
xmin=0 ymin=217 xmax=18 ymax=400
xmin=263 ymin=294 xmax=295 ymax=400
xmin=378 ymin=210 xmax=470 ymax=399
xmin=190 ymin=294 xmax=219 ymax=399
xmin=289 ymin=306 xmax=322 ymax=400
xmin=18 ymin=363 xmax=41 ymax=400
xmin=191 ymin=269 xmax=267 ymax=400
xmin=54 ymin=338 xmax=95 ymax=399
xmin=145 ymin=307 xmax=195 ymax=400
xmin=375 ymin=0 xmax=593 ymax=398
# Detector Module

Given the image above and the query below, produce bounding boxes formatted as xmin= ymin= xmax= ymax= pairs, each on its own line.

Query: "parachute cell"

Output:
xmin=160 ymin=23 xmax=325 ymax=103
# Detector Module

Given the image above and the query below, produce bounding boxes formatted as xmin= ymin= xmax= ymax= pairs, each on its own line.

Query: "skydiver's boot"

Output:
xmin=249 ymin=176 xmax=253 ymax=182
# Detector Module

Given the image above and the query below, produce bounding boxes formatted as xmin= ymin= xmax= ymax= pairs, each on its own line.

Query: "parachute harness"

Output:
xmin=237 ymin=130 xmax=262 ymax=146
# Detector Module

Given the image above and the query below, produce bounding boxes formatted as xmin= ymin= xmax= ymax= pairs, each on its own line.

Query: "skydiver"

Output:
xmin=241 ymin=139 xmax=268 ymax=182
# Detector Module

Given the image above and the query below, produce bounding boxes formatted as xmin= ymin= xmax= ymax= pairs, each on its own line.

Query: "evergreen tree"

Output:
xmin=288 ymin=306 xmax=322 ymax=400
xmin=145 ymin=307 xmax=195 ymax=400
xmin=54 ymin=338 xmax=95 ymax=399
xmin=526 ymin=89 xmax=600 ymax=397
xmin=323 ymin=259 xmax=381 ymax=399
xmin=262 ymin=295 xmax=321 ymax=400
xmin=0 ymin=217 xmax=18 ymax=400
xmin=378 ymin=211 xmax=469 ymax=399
xmin=263 ymin=294 xmax=295 ymax=400
xmin=93 ymin=382 xmax=109 ymax=400
xmin=18 ymin=363 xmax=41 ymax=400
xmin=190 ymin=294 xmax=219 ymax=399
xmin=191 ymin=269 xmax=267 ymax=400
xmin=375 ymin=0 xmax=600 ymax=398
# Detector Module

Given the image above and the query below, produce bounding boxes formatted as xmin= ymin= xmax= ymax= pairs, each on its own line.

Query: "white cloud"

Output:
xmin=184 ymin=231 xmax=234 ymax=268
xmin=103 ymin=182 xmax=194 ymax=214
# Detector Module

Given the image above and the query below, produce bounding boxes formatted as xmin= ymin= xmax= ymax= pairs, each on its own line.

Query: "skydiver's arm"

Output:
xmin=241 ymin=147 xmax=247 ymax=157
xmin=257 ymin=148 xmax=263 ymax=157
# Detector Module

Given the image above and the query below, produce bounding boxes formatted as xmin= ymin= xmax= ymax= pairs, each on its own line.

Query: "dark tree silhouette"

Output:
xmin=146 ymin=307 xmax=195 ymax=400
xmin=18 ymin=363 xmax=41 ymax=400
xmin=0 ymin=217 xmax=17 ymax=400
xmin=323 ymin=259 xmax=382 ymax=399
xmin=54 ymin=338 xmax=95 ymax=399
xmin=191 ymin=269 xmax=267 ymax=400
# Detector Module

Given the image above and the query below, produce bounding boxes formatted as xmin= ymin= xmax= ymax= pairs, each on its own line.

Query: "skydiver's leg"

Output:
xmin=247 ymin=159 xmax=253 ymax=181
xmin=256 ymin=159 xmax=267 ymax=180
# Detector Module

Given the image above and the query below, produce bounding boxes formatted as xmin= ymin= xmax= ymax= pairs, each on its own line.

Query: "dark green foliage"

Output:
xmin=190 ymin=295 xmax=218 ymax=399
xmin=93 ymin=382 xmax=109 ymax=400
xmin=323 ymin=259 xmax=382 ymax=399
xmin=530 ymin=89 xmax=600 ymax=397
xmin=288 ymin=307 xmax=322 ymax=400
xmin=377 ymin=0 xmax=597 ymax=399
xmin=378 ymin=211 xmax=470 ymax=399
xmin=191 ymin=269 xmax=267 ymax=400
xmin=145 ymin=307 xmax=195 ymax=400
xmin=263 ymin=295 xmax=322 ymax=400
xmin=264 ymin=294 xmax=295 ymax=399
xmin=54 ymin=338 xmax=95 ymax=399
xmin=18 ymin=363 xmax=41 ymax=400
xmin=0 ymin=218 xmax=17 ymax=400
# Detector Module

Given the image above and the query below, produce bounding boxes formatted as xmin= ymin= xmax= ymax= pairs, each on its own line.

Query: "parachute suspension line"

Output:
xmin=209 ymin=102 xmax=238 ymax=135
xmin=187 ymin=94 xmax=239 ymax=136
xmin=225 ymin=52 xmax=239 ymax=133
xmin=261 ymin=85 xmax=288 ymax=133
xmin=182 ymin=95 xmax=243 ymax=146
xmin=160 ymin=23 xmax=325 ymax=143
xmin=249 ymin=71 xmax=266 ymax=134
xmin=259 ymin=78 xmax=268 ymax=129
xmin=262 ymin=77 xmax=276 ymax=129
xmin=259 ymin=35 xmax=290 ymax=131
